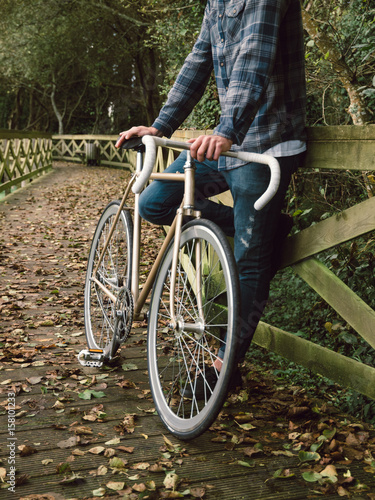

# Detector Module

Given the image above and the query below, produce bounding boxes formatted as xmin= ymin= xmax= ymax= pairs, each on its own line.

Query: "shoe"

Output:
xmin=182 ymin=366 xmax=242 ymax=400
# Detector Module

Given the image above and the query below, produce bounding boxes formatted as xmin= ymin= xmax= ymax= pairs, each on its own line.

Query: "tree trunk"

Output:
xmin=50 ymin=83 xmax=64 ymax=134
xmin=135 ymin=48 xmax=162 ymax=125
xmin=302 ymin=9 xmax=371 ymax=125
xmin=7 ymin=88 xmax=22 ymax=130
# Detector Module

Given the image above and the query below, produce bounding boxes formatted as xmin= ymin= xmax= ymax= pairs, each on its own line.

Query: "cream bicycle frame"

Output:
xmin=91 ymin=148 xmax=202 ymax=327
xmin=90 ymin=136 xmax=280 ymax=328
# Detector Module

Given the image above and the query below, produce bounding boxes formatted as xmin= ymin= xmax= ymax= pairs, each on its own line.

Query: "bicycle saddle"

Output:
xmin=118 ymin=136 xmax=145 ymax=151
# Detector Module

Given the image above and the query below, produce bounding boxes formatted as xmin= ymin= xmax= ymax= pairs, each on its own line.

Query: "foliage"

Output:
xmin=258 ymin=166 xmax=375 ymax=424
xmin=0 ymin=0 xmax=374 ymax=132
xmin=303 ymin=0 xmax=375 ymax=125
xmin=0 ymin=0 xmax=165 ymax=133
xmin=144 ymin=0 xmax=220 ymax=130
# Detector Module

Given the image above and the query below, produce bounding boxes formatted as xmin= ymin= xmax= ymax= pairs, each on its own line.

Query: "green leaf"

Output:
xmin=298 ymin=450 xmax=321 ymax=463
xmin=273 ymin=468 xmax=295 ymax=479
xmin=122 ymin=363 xmax=138 ymax=371
xmin=78 ymin=389 xmax=106 ymax=400
xmin=322 ymin=428 xmax=336 ymax=440
xmin=302 ymin=471 xmax=322 ymax=483
xmin=310 ymin=440 xmax=324 ymax=452
xmin=236 ymin=422 xmax=256 ymax=431
xmin=236 ymin=460 xmax=255 ymax=468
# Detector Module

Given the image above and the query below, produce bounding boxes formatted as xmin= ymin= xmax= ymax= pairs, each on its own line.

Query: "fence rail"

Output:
xmin=52 ymin=134 xmax=136 ymax=169
xmin=0 ymin=130 xmax=53 ymax=196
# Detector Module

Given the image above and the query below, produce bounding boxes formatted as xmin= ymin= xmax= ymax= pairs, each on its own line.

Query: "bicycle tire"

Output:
xmin=84 ymin=200 xmax=133 ymax=359
xmin=147 ymin=219 xmax=240 ymax=439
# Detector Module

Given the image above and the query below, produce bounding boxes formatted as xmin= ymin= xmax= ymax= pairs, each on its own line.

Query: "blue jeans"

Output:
xmin=139 ymin=150 xmax=303 ymax=363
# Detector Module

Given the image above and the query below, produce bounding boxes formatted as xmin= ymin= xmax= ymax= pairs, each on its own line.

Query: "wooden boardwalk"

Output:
xmin=1 ymin=163 xmax=375 ymax=500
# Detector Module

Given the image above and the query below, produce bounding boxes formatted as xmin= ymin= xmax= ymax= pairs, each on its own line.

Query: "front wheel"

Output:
xmin=84 ymin=200 xmax=133 ymax=360
xmin=148 ymin=219 xmax=240 ymax=440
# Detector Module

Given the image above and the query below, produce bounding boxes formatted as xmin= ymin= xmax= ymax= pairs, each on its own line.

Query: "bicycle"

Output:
xmin=78 ymin=135 xmax=280 ymax=439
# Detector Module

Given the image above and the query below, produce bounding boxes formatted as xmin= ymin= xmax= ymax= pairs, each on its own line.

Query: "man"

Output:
xmin=116 ymin=0 xmax=306 ymax=396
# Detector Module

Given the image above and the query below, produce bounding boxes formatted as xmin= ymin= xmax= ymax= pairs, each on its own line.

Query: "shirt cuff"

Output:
xmin=152 ymin=119 xmax=175 ymax=139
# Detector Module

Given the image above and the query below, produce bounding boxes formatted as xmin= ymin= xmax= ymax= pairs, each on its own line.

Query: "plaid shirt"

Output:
xmin=153 ymin=0 xmax=306 ymax=169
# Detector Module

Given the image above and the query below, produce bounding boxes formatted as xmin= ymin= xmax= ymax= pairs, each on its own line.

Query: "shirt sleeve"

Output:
xmin=214 ymin=0 xmax=289 ymax=145
xmin=152 ymin=6 xmax=214 ymax=137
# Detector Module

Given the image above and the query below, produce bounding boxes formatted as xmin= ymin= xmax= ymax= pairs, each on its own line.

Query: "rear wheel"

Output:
xmin=84 ymin=201 xmax=133 ymax=359
xmin=148 ymin=219 xmax=239 ymax=439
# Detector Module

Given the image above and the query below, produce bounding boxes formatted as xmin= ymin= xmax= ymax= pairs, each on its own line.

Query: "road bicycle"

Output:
xmin=78 ymin=135 xmax=280 ymax=439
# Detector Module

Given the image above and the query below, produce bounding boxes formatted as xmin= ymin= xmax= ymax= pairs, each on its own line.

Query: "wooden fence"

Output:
xmin=52 ymin=134 xmax=136 ymax=169
xmin=0 ymin=130 xmax=53 ymax=196
xmin=51 ymin=126 xmax=375 ymax=399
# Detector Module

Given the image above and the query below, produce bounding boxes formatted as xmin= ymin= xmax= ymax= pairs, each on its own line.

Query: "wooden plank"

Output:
xmin=281 ymin=195 xmax=375 ymax=267
xmin=253 ymin=320 xmax=375 ymax=400
xmin=0 ymin=130 xmax=52 ymax=139
xmin=306 ymin=124 xmax=375 ymax=141
xmin=0 ymin=165 xmax=52 ymax=193
xmin=293 ymin=257 xmax=375 ymax=349
xmin=100 ymin=160 xmax=133 ymax=170
xmin=305 ymin=125 xmax=375 ymax=171
xmin=52 ymin=134 xmax=120 ymax=141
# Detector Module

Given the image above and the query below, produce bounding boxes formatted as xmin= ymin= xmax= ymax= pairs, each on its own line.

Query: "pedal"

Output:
xmin=77 ymin=349 xmax=105 ymax=368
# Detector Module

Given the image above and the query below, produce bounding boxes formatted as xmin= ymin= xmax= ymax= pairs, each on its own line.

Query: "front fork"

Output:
xmin=169 ymin=152 xmax=204 ymax=329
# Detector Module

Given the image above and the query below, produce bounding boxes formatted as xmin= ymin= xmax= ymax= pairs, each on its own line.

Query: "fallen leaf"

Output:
xmin=88 ymin=446 xmax=105 ymax=455
xmin=337 ymin=486 xmax=350 ymax=497
xmin=78 ymin=389 xmax=106 ymax=400
xmin=106 ymin=481 xmax=125 ymax=491
xmin=298 ymin=450 xmax=321 ymax=463
xmin=97 ymin=465 xmax=108 ymax=476
xmin=56 ymin=462 xmax=71 ymax=474
xmin=105 ymin=437 xmax=121 ymax=445
xmin=122 ymin=363 xmax=138 ymax=371
xmin=132 ymin=483 xmax=147 ymax=492
xmin=104 ymin=448 xmax=116 ymax=458
xmin=74 ymin=426 xmax=93 ymax=435
xmin=26 ymin=376 xmax=43 ymax=385
xmin=92 ymin=488 xmax=106 ymax=497
xmin=109 ymin=457 xmax=128 ymax=470
xmin=273 ymin=468 xmax=295 ymax=479
xmin=57 ymin=436 xmax=79 ymax=449
xmin=117 ymin=446 xmax=134 ymax=454
xmin=132 ymin=462 xmax=150 ymax=470
xmin=18 ymin=445 xmax=37 ymax=457
xmin=302 ymin=471 xmax=322 ymax=482
xmin=163 ymin=471 xmax=179 ymax=490
xmin=190 ymin=487 xmax=206 ymax=498
xmin=235 ymin=422 xmax=256 ymax=431
xmin=149 ymin=463 xmax=164 ymax=472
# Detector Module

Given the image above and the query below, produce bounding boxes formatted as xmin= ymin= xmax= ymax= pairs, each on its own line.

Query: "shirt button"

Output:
xmin=220 ymin=62 xmax=224 ymax=67
xmin=233 ymin=9 xmax=237 ymax=13
xmin=221 ymin=38 xmax=224 ymax=43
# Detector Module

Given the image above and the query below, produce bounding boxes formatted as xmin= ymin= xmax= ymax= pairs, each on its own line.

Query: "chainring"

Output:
xmin=114 ymin=286 xmax=134 ymax=344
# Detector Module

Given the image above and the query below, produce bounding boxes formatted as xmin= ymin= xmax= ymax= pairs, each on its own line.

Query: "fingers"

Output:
xmin=189 ymin=135 xmax=233 ymax=162
xmin=115 ymin=126 xmax=156 ymax=148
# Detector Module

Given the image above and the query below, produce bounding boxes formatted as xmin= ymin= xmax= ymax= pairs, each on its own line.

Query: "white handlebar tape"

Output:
xmin=131 ymin=135 xmax=280 ymax=211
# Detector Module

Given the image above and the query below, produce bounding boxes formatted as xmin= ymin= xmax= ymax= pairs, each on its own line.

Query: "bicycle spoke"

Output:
xmin=148 ymin=219 xmax=239 ymax=439
xmin=85 ymin=202 xmax=133 ymax=357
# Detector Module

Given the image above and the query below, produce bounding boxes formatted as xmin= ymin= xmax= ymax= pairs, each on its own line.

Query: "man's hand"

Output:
xmin=115 ymin=126 xmax=162 ymax=148
xmin=188 ymin=135 xmax=233 ymax=162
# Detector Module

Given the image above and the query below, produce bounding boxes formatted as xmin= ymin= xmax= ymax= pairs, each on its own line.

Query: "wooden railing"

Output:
xmin=51 ymin=126 xmax=375 ymax=400
xmin=0 ymin=130 xmax=53 ymax=196
xmin=52 ymin=134 xmax=136 ymax=169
